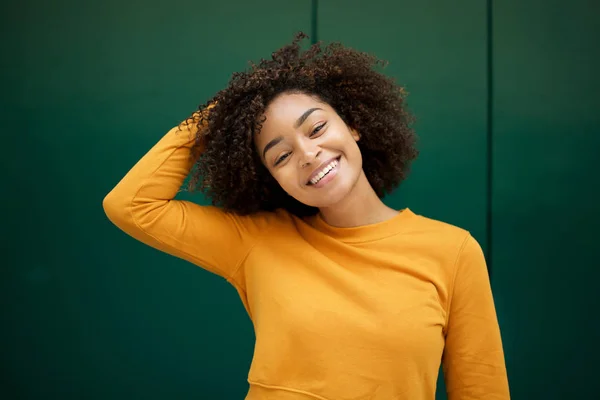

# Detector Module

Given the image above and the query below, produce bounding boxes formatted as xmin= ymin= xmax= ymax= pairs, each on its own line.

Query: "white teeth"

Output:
xmin=310 ymin=159 xmax=338 ymax=185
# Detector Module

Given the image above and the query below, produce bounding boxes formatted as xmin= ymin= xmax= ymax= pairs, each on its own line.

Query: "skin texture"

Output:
xmin=183 ymin=32 xmax=418 ymax=223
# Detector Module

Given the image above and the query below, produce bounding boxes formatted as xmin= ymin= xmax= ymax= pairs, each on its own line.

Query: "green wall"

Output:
xmin=492 ymin=0 xmax=600 ymax=398
xmin=2 ymin=0 xmax=598 ymax=399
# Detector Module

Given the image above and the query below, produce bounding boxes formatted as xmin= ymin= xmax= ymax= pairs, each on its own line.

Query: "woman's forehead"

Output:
xmin=262 ymin=93 xmax=328 ymax=127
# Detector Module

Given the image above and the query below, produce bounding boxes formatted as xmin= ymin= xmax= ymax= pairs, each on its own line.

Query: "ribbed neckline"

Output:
xmin=304 ymin=208 xmax=415 ymax=243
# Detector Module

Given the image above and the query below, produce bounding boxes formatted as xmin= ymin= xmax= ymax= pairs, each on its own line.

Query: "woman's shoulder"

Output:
xmin=232 ymin=207 xmax=299 ymax=235
xmin=405 ymin=209 xmax=477 ymax=252
xmin=409 ymin=210 xmax=470 ymax=236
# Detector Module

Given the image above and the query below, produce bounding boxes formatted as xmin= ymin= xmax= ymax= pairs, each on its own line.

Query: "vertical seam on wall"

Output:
xmin=311 ymin=0 xmax=318 ymax=44
xmin=486 ymin=0 xmax=494 ymax=279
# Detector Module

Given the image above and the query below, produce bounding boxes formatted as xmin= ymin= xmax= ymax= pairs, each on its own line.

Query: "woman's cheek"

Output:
xmin=274 ymin=170 xmax=297 ymax=192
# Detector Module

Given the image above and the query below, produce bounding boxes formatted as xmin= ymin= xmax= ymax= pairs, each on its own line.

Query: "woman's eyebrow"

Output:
xmin=294 ymin=107 xmax=323 ymax=128
xmin=262 ymin=136 xmax=284 ymax=160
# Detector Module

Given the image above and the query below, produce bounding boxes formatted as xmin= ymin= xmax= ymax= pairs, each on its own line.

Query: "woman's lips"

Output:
xmin=308 ymin=156 xmax=341 ymax=188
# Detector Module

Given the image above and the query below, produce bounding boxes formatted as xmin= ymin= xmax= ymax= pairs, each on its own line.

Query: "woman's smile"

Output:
xmin=306 ymin=156 xmax=341 ymax=188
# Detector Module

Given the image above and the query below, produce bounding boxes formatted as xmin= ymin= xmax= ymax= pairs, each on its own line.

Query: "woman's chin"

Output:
xmin=299 ymin=186 xmax=351 ymax=209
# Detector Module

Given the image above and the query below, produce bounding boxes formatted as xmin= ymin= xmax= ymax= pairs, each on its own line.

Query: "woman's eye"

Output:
xmin=275 ymin=153 xmax=290 ymax=166
xmin=310 ymin=123 xmax=326 ymax=137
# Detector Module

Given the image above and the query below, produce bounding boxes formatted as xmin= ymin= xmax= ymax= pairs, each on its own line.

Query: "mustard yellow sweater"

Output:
xmin=103 ymin=120 xmax=510 ymax=399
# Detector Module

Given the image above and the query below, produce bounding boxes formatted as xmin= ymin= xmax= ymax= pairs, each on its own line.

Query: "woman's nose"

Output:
xmin=299 ymin=144 xmax=322 ymax=168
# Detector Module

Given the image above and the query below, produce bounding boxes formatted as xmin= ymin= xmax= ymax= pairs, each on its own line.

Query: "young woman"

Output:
xmin=103 ymin=33 xmax=510 ymax=399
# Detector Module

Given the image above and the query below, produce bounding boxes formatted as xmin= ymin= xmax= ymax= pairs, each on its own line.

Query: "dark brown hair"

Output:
xmin=182 ymin=32 xmax=418 ymax=217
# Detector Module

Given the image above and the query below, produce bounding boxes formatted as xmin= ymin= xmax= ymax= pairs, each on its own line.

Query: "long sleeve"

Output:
xmin=442 ymin=235 xmax=510 ymax=399
xmin=102 ymin=113 xmax=275 ymax=287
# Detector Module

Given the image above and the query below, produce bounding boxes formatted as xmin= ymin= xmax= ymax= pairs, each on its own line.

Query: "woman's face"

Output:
xmin=254 ymin=92 xmax=364 ymax=208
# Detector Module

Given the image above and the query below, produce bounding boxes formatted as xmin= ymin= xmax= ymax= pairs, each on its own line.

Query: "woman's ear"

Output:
xmin=350 ymin=128 xmax=360 ymax=141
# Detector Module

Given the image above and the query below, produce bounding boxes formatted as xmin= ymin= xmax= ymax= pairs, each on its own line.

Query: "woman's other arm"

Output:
xmin=442 ymin=235 xmax=511 ymax=399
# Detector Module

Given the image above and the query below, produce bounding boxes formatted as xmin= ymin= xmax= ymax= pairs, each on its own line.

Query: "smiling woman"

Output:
xmin=103 ymin=32 xmax=510 ymax=399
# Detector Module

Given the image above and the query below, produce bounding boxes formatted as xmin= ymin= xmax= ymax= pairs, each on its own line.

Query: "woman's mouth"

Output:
xmin=306 ymin=156 xmax=341 ymax=188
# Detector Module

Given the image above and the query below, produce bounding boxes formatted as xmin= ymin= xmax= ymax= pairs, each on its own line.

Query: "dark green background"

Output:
xmin=2 ymin=0 xmax=598 ymax=399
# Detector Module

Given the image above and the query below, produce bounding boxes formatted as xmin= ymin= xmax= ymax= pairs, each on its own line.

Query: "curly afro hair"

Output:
xmin=182 ymin=32 xmax=418 ymax=217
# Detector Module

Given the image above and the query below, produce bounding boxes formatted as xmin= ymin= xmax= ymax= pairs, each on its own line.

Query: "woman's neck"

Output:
xmin=317 ymin=171 xmax=398 ymax=228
